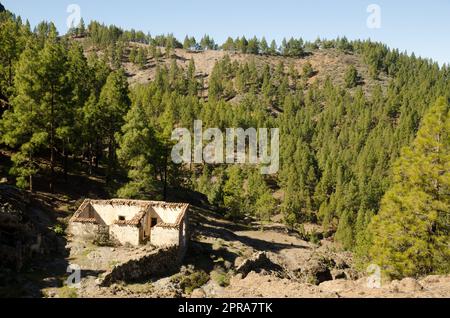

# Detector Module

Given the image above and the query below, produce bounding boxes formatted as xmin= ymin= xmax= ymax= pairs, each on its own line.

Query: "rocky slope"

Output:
xmin=81 ymin=39 xmax=390 ymax=99
xmin=199 ymin=272 xmax=450 ymax=298
xmin=39 ymin=204 xmax=450 ymax=298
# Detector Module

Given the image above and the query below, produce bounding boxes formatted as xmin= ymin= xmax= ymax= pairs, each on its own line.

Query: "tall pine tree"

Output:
xmin=367 ymin=97 xmax=450 ymax=279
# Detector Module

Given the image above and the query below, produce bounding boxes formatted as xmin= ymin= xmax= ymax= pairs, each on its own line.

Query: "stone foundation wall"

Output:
xmin=101 ymin=245 xmax=182 ymax=286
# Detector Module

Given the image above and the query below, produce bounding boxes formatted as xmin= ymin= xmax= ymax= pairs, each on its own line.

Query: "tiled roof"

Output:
xmin=113 ymin=210 xmax=147 ymax=227
xmin=73 ymin=217 xmax=97 ymax=224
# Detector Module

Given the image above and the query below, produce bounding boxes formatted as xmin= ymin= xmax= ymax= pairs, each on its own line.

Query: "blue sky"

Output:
xmin=3 ymin=0 xmax=449 ymax=65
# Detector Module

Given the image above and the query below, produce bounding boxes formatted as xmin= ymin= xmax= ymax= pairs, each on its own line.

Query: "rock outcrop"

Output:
xmin=236 ymin=252 xmax=287 ymax=279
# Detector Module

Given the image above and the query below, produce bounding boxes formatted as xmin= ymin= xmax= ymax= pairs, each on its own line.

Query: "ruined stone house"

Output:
xmin=69 ymin=199 xmax=189 ymax=251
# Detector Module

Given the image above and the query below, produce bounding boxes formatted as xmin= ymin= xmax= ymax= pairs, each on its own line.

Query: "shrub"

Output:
xmin=53 ymin=224 xmax=65 ymax=236
xmin=211 ymin=269 xmax=231 ymax=287
xmin=171 ymin=269 xmax=210 ymax=294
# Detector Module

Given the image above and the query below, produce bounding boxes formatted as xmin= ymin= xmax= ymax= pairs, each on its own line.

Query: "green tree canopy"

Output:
xmin=367 ymin=97 xmax=450 ymax=279
xmin=344 ymin=65 xmax=359 ymax=88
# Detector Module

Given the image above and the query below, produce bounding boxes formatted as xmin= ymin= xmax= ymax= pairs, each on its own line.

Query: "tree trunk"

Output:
xmin=88 ymin=142 xmax=93 ymax=176
xmin=49 ymin=85 xmax=55 ymax=193
xmin=95 ymin=137 xmax=100 ymax=169
xmin=107 ymin=134 xmax=114 ymax=183
xmin=163 ymin=145 xmax=168 ymax=201
xmin=63 ymin=148 xmax=68 ymax=183
xmin=29 ymin=153 xmax=33 ymax=193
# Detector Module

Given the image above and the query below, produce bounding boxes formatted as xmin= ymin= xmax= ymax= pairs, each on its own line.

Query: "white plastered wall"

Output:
xmin=91 ymin=203 xmax=144 ymax=225
xmin=69 ymin=222 xmax=99 ymax=240
xmin=110 ymin=224 xmax=141 ymax=246
xmin=150 ymin=226 xmax=180 ymax=246
xmin=151 ymin=206 xmax=181 ymax=223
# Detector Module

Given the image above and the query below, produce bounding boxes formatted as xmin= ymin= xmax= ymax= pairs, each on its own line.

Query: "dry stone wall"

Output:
xmin=101 ymin=245 xmax=182 ymax=286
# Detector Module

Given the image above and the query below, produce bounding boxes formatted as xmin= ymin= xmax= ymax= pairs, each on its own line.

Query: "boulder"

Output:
xmin=420 ymin=275 xmax=441 ymax=284
xmin=236 ymin=252 xmax=286 ymax=279
xmin=223 ymin=260 xmax=233 ymax=270
xmin=331 ymin=269 xmax=347 ymax=280
xmin=234 ymin=256 xmax=244 ymax=268
xmin=191 ymin=288 xmax=206 ymax=298
xmin=299 ymin=257 xmax=334 ymax=285
xmin=389 ymin=278 xmax=424 ymax=293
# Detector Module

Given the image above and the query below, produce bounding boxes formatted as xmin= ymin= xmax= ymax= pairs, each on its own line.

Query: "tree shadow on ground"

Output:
xmin=183 ymin=241 xmax=239 ymax=275
xmin=190 ymin=207 xmax=308 ymax=253
xmin=197 ymin=223 xmax=308 ymax=253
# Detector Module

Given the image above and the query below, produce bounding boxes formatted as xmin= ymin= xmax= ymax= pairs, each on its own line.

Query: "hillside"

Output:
xmin=75 ymin=35 xmax=391 ymax=105
xmin=115 ymin=45 xmax=389 ymax=95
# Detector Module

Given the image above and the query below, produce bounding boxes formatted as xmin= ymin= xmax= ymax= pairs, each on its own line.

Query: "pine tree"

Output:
xmin=302 ymin=62 xmax=314 ymax=78
xmin=260 ymin=37 xmax=269 ymax=55
xmin=186 ymin=59 xmax=198 ymax=96
xmin=136 ymin=47 xmax=147 ymax=69
xmin=247 ymin=36 xmax=260 ymax=55
xmin=98 ymin=69 xmax=131 ymax=182
xmin=113 ymin=41 xmax=124 ymax=69
xmin=354 ymin=208 xmax=375 ymax=268
xmin=0 ymin=14 xmax=26 ymax=96
xmin=195 ymin=166 xmax=224 ymax=206
xmin=200 ymin=34 xmax=216 ymax=50
xmin=165 ymin=38 xmax=173 ymax=58
xmin=80 ymin=92 xmax=101 ymax=175
xmin=78 ymin=18 xmax=86 ymax=37
xmin=116 ymin=100 xmax=159 ymax=198
xmin=38 ymin=26 xmax=71 ymax=192
xmin=237 ymin=36 xmax=248 ymax=54
xmin=269 ymin=40 xmax=278 ymax=55
xmin=183 ymin=35 xmax=190 ymax=50
xmin=335 ymin=210 xmax=354 ymax=249
xmin=344 ymin=65 xmax=359 ymax=88
xmin=222 ymin=37 xmax=235 ymax=52
xmin=223 ymin=166 xmax=244 ymax=220
xmin=64 ymin=42 xmax=92 ymax=179
xmin=129 ymin=46 xmax=137 ymax=63
xmin=108 ymin=43 xmax=122 ymax=70
xmin=247 ymin=169 xmax=276 ymax=228
xmin=367 ymin=97 xmax=450 ymax=279
xmin=1 ymin=25 xmax=71 ymax=192
xmin=183 ymin=36 xmax=196 ymax=50
xmin=0 ymin=43 xmax=42 ymax=191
